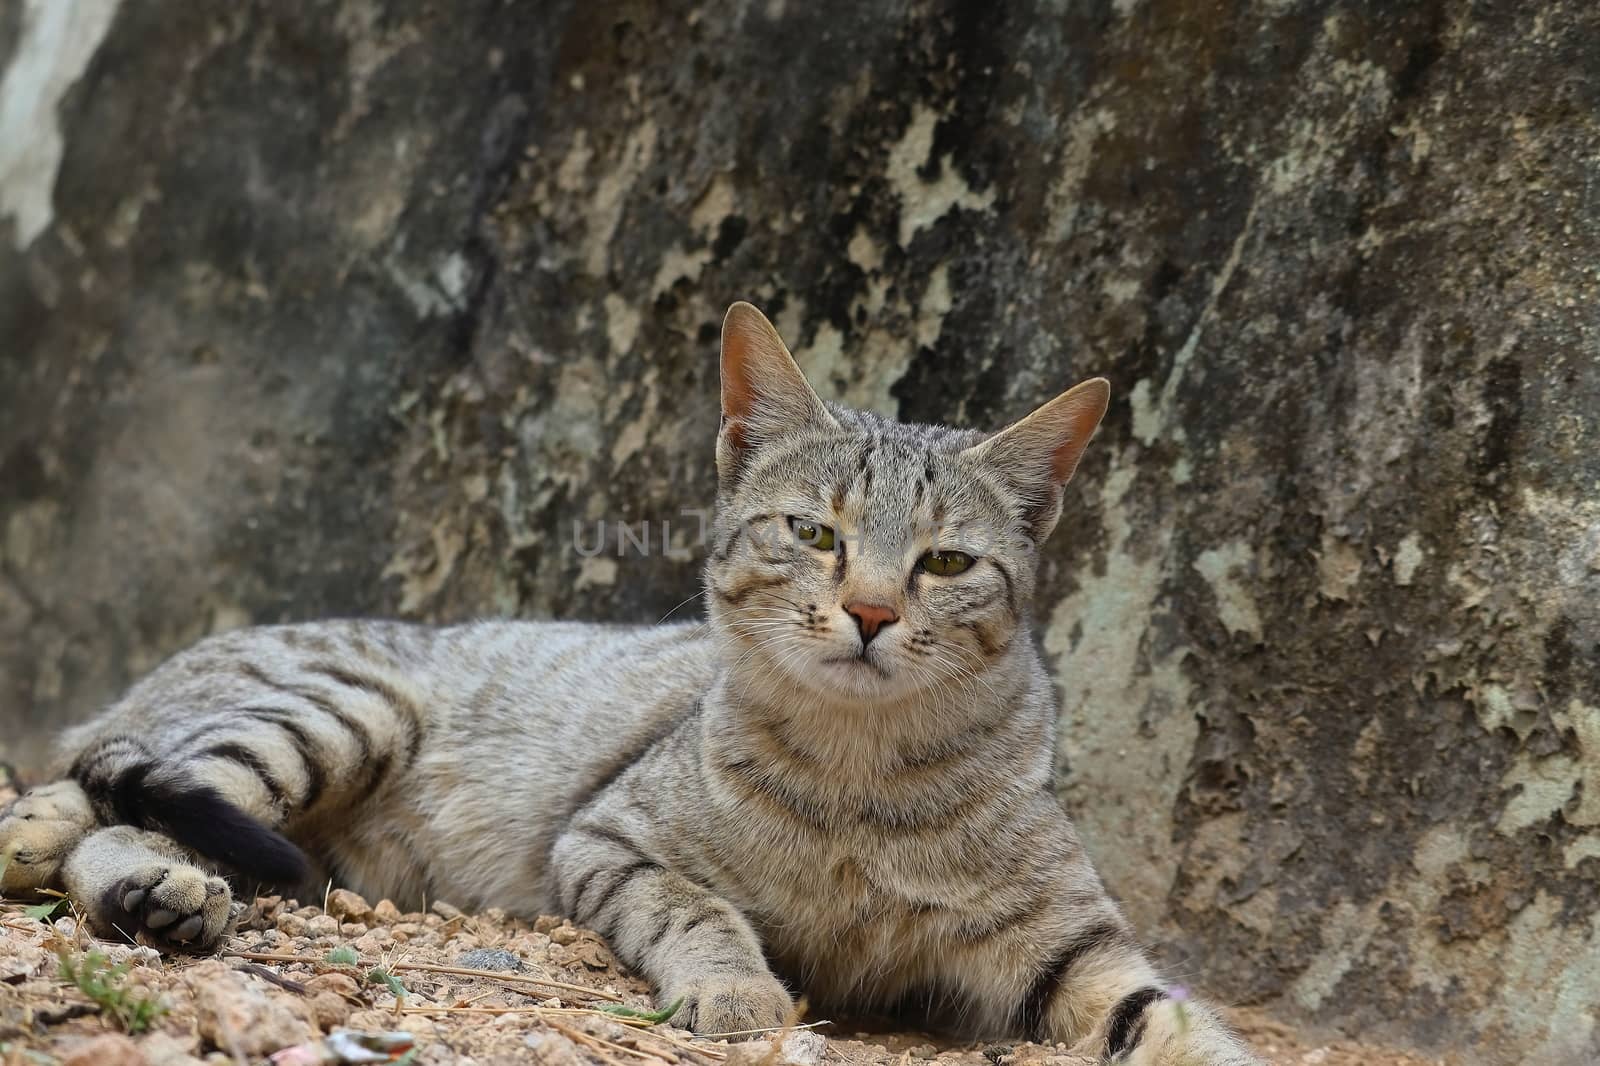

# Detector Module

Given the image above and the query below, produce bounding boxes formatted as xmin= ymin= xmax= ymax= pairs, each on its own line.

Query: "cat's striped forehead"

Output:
xmin=732 ymin=416 xmax=1022 ymax=555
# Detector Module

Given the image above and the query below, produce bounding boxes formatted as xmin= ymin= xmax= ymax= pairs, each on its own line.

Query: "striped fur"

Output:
xmin=0 ymin=304 xmax=1258 ymax=1063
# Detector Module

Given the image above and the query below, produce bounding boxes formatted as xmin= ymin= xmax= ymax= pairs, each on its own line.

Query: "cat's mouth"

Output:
xmin=821 ymin=652 xmax=892 ymax=680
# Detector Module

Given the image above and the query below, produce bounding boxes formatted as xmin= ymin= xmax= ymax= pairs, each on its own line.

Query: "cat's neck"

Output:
xmin=704 ymin=638 xmax=1046 ymax=779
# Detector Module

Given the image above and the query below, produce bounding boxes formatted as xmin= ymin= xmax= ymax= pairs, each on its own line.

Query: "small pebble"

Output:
xmin=305 ymin=972 xmax=361 ymax=997
xmin=326 ymin=888 xmax=376 ymax=924
xmin=309 ymin=990 xmax=352 ymax=1029
xmin=60 ymin=1033 xmax=146 ymax=1066
xmin=306 ymin=914 xmax=340 ymax=937
xmin=458 ymin=947 xmax=524 ymax=972
xmin=188 ymin=961 xmax=313 ymax=1056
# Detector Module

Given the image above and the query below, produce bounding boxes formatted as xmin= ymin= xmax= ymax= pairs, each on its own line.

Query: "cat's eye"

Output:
xmin=919 ymin=550 xmax=974 ymax=576
xmin=788 ymin=517 xmax=837 ymax=552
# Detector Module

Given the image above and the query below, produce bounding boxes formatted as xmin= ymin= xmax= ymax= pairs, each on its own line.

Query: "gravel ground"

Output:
xmin=0 ymin=788 xmax=1453 ymax=1066
xmin=0 ymin=894 xmax=1457 ymax=1066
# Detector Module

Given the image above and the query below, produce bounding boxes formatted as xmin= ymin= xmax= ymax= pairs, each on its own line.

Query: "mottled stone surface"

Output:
xmin=2 ymin=2 xmax=1597 ymax=1061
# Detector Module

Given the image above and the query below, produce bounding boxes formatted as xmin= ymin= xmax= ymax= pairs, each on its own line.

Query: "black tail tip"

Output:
xmin=135 ymin=778 xmax=312 ymax=887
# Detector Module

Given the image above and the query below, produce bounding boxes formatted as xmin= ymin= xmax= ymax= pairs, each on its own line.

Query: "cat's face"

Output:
xmin=705 ymin=303 xmax=1107 ymax=706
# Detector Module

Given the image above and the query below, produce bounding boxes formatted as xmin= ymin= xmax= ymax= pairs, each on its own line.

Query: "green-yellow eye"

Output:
xmin=788 ymin=518 xmax=837 ymax=552
xmin=920 ymin=550 xmax=974 ymax=576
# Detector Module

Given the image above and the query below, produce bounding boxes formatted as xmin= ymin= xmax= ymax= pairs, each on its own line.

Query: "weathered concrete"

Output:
xmin=2 ymin=2 xmax=1597 ymax=1061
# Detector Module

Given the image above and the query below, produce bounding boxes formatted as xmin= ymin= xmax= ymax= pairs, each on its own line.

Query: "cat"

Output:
xmin=0 ymin=303 xmax=1260 ymax=1064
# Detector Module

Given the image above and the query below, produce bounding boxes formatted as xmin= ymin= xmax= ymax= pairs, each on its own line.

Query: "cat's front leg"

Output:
xmin=1085 ymin=993 xmax=1261 ymax=1066
xmin=1010 ymin=927 xmax=1260 ymax=1065
xmin=63 ymin=825 xmax=234 ymax=949
xmin=938 ymin=809 xmax=1260 ymax=1064
xmin=550 ymin=825 xmax=792 ymax=1035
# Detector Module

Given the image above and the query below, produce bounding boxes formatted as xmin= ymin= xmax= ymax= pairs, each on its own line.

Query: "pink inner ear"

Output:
xmin=1045 ymin=380 xmax=1111 ymax=484
xmin=1050 ymin=410 xmax=1097 ymax=481
xmin=720 ymin=350 xmax=750 ymax=422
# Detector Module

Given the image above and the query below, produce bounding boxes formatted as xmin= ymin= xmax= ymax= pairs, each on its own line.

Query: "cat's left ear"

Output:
xmin=718 ymin=301 xmax=836 ymax=485
xmin=963 ymin=378 xmax=1110 ymax=542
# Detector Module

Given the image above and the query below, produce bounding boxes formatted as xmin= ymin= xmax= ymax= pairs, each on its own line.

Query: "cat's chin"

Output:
xmin=798 ymin=652 xmax=919 ymax=703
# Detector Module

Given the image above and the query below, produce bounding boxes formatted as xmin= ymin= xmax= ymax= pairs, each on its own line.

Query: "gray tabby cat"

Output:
xmin=0 ymin=304 xmax=1259 ymax=1064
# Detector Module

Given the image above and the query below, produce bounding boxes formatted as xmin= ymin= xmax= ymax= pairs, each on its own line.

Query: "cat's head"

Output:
xmin=705 ymin=302 xmax=1108 ymax=705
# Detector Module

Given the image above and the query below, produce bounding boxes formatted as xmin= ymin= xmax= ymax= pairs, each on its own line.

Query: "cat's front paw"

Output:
xmin=669 ymin=972 xmax=794 ymax=1037
xmin=95 ymin=862 xmax=233 ymax=951
xmin=1095 ymin=997 xmax=1262 ymax=1066
xmin=0 ymin=781 xmax=95 ymax=893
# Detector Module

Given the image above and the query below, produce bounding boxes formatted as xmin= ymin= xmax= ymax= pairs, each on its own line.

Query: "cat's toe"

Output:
xmin=676 ymin=973 xmax=793 ymax=1037
xmin=101 ymin=864 xmax=232 ymax=951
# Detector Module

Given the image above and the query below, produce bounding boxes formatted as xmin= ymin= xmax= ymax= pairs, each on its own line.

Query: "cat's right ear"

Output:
xmin=718 ymin=301 xmax=835 ymax=483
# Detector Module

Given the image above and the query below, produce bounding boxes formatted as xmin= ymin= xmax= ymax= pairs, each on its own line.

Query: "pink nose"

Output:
xmin=845 ymin=602 xmax=899 ymax=644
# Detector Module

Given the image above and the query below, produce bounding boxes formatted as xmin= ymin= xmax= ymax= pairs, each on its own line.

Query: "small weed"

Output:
xmin=22 ymin=899 xmax=68 ymax=922
xmin=57 ymin=949 xmax=166 ymax=1033
xmin=367 ymin=966 xmax=408 ymax=999
xmin=598 ymin=996 xmax=685 ymax=1024
xmin=324 ymin=945 xmax=361 ymax=966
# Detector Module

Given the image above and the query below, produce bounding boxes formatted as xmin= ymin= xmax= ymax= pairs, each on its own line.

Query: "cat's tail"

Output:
xmin=69 ymin=737 xmax=311 ymax=886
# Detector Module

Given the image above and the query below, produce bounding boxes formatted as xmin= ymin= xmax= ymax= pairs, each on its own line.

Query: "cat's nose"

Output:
xmin=845 ymin=602 xmax=899 ymax=645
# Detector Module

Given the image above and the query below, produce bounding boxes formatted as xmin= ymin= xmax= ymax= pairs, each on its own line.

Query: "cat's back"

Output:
xmin=428 ymin=616 xmax=718 ymax=739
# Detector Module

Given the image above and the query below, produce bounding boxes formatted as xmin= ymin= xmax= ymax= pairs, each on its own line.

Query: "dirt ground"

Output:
xmin=0 ymin=786 xmax=1452 ymax=1066
xmin=0 ymin=896 xmax=1456 ymax=1066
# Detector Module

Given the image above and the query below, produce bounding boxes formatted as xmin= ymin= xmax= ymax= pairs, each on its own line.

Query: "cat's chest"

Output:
xmin=721 ymin=817 xmax=991 ymax=933
xmin=735 ymin=841 xmax=983 ymax=998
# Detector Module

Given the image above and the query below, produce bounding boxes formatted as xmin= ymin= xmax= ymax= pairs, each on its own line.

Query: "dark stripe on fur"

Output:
xmin=857 ymin=438 xmax=876 ymax=499
xmin=990 ymin=558 xmax=1019 ymax=616
xmin=199 ymin=742 xmax=288 ymax=807
xmin=955 ymin=890 xmax=1051 ymax=942
xmin=575 ymin=822 xmax=645 ymax=856
xmin=238 ymin=664 xmax=378 ymax=765
xmin=712 ymin=575 xmax=788 ymax=607
xmin=560 ymin=702 xmax=700 ymax=834
xmin=959 ymin=619 xmax=1008 ymax=659
xmin=579 ymin=861 xmax=658 ymax=924
xmin=1018 ymin=918 xmax=1128 ymax=1040
xmin=304 ymin=662 xmax=424 ymax=768
xmin=645 ymin=909 xmax=673 ymax=948
xmin=715 ymin=757 xmax=830 ymax=830
xmin=680 ymin=907 xmax=723 ymax=935
xmin=857 ymin=779 xmax=994 ymax=831
xmin=895 ymin=707 xmax=1010 ymax=774
xmin=69 ymin=736 xmax=146 ymax=783
xmin=1105 ymin=986 xmax=1166 ymax=1059
xmin=242 ymin=709 xmax=329 ymax=809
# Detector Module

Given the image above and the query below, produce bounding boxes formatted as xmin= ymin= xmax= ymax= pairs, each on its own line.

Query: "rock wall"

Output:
xmin=2 ymin=2 xmax=1597 ymax=1060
